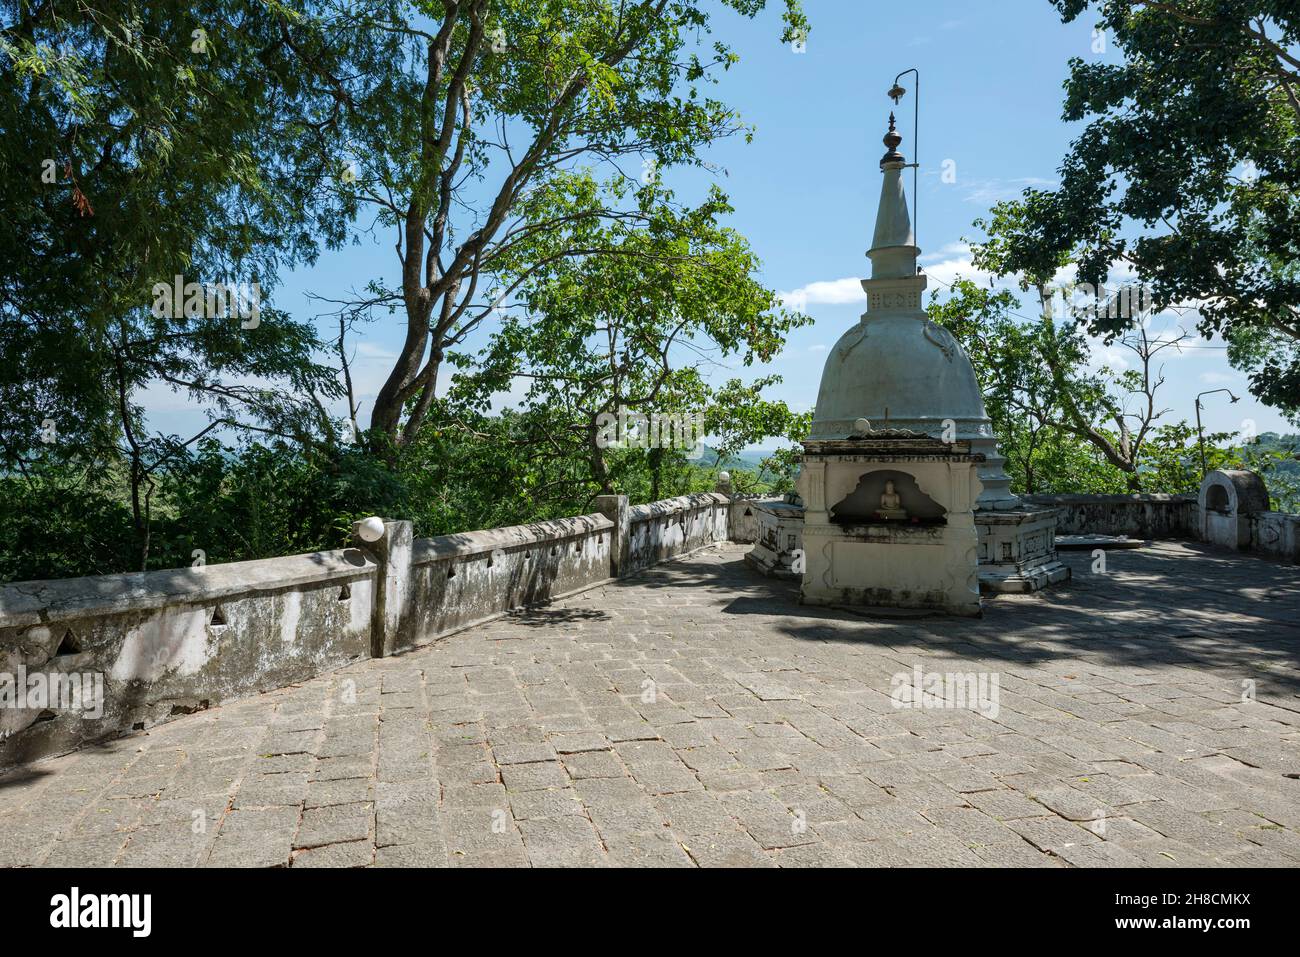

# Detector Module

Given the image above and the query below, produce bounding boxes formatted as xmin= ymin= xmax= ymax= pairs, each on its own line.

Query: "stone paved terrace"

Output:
xmin=2 ymin=542 xmax=1298 ymax=868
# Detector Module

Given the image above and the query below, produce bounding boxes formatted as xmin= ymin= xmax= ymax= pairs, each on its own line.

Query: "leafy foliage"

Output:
xmin=290 ymin=0 xmax=807 ymax=444
xmin=0 ymin=1 xmax=808 ymax=582
xmin=927 ymin=279 xmax=1237 ymax=494
xmin=454 ymin=178 xmax=808 ymax=501
xmin=977 ymin=0 xmax=1300 ymax=415
xmin=1 ymin=0 xmax=364 ymax=566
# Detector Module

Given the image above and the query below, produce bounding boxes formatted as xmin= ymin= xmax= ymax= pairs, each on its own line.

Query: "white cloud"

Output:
xmin=1088 ymin=341 xmax=1131 ymax=372
xmin=957 ymin=176 xmax=1056 ymax=206
xmin=920 ymin=242 xmax=971 ymax=263
xmin=916 ymin=243 xmax=1002 ymax=291
xmin=354 ymin=341 xmax=397 ymax=360
xmin=779 ymin=277 xmax=865 ymax=312
xmin=924 ymin=259 xmax=996 ymax=291
xmin=778 ymin=252 xmax=1211 ymax=346
xmin=1081 ymin=329 xmax=1203 ymax=374
xmin=779 ymin=246 xmax=1001 ymax=308
xmin=808 ymin=344 xmax=828 ymax=352
xmin=1199 ymin=371 xmax=1238 ymax=385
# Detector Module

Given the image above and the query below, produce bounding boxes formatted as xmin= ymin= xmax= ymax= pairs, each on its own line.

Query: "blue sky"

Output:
xmin=145 ymin=0 xmax=1292 ymax=445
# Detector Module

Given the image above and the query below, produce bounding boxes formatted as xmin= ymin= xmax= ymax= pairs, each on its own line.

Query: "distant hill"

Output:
xmin=1241 ymin=433 xmax=1300 ymax=512
xmin=697 ymin=447 xmax=781 ymax=471
xmin=1252 ymin=433 xmax=1300 ymax=471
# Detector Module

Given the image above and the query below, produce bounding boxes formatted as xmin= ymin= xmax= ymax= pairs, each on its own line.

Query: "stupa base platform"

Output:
xmin=799 ymin=523 xmax=984 ymax=618
xmin=744 ymin=499 xmax=806 ymax=579
xmin=976 ymin=507 xmax=1071 ymax=594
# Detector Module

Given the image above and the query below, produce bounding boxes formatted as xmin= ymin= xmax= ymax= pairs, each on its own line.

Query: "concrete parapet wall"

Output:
xmin=1250 ymin=512 xmax=1300 ymax=560
xmin=0 ymin=550 xmax=376 ymax=769
xmin=627 ymin=493 xmax=730 ymax=573
xmin=0 ymin=494 xmax=729 ymax=770
xmin=726 ymin=494 xmax=781 ymax=543
xmin=1025 ymin=490 xmax=1299 ymax=562
xmin=1023 ymin=494 xmax=1199 ymax=540
xmin=401 ymin=514 xmax=614 ymax=654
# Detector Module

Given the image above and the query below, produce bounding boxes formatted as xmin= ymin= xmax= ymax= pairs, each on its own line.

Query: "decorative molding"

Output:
xmin=835 ymin=324 xmax=869 ymax=361
xmin=867 ymin=289 xmax=922 ymax=312
xmin=922 ymin=320 xmax=956 ymax=362
xmin=812 ymin=417 xmax=997 ymax=439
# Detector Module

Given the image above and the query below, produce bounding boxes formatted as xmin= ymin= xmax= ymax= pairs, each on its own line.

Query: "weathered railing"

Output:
xmin=0 ymin=491 xmax=731 ymax=769
xmin=1023 ymin=493 xmax=1199 ymax=540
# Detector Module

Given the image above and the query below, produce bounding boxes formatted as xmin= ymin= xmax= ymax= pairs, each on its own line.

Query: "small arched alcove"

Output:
xmin=1204 ymin=484 xmax=1230 ymax=514
xmin=830 ymin=469 xmax=946 ymax=525
xmin=1198 ymin=468 xmax=1270 ymax=550
xmin=1198 ymin=468 xmax=1269 ymax=518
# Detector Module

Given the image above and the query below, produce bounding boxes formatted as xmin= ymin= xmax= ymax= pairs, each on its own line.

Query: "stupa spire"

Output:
xmin=867 ymin=112 xmax=919 ymax=282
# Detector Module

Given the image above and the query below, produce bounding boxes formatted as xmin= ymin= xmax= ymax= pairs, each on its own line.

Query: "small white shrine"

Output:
xmin=1199 ymin=469 xmax=1270 ymax=549
xmin=798 ymin=430 xmax=985 ymax=616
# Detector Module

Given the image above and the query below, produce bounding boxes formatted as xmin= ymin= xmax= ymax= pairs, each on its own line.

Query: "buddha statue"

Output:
xmin=877 ymin=480 xmax=908 ymax=520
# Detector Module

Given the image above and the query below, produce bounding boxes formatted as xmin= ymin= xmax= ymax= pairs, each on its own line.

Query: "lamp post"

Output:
xmin=1195 ymin=388 xmax=1240 ymax=476
xmin=887 ymin=68 xmax=920 ymax=249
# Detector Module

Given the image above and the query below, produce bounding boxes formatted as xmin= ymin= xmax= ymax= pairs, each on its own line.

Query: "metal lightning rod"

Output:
xmin=887 ymin=68 xmax=920 ymax=256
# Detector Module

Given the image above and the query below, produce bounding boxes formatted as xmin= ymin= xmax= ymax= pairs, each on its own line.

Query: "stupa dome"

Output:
xmin=810 ymin=314 xmax=989 ymax=437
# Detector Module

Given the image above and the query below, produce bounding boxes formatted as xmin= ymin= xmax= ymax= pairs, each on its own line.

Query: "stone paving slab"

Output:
xmin=1 ymin=541 xmax=1298 ymax=868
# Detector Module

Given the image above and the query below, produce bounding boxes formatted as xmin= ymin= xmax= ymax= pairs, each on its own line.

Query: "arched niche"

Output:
xmin=830 ymin=469 xmax=946 ymax=525
xmin=1198 ymin=469 xmax=1268 ymax=516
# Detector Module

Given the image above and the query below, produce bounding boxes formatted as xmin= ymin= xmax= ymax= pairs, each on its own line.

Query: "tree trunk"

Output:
xmin=589 ymin=420 xmax=612 ymax=494
xmin=649 ymin=446 xmax=663 ymax=502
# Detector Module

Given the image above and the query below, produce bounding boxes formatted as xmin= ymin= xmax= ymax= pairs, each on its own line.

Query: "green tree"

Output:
xmin=703 ymin=377 xmax=809 ymax=494
xmin=290 ymin=0 xmax=807 ymax=445
xmin=1233 ymin=432 xmax=1300 ymax=510
xmin=979 ymin=0 xmax=1300 ymax=414
xmin=0 ymin=1 xmax=814 ymax=581
xmin=453 ymin=180 xmax=808 ymax=505
xmin=1 ymin=0 xmax=370 ymax=566
xmin=928 ymin=278 xmax=1216 ymax=493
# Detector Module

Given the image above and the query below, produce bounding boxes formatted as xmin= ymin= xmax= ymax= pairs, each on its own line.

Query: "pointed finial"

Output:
xmin=881 ymin=112 xmax=905 ymax=167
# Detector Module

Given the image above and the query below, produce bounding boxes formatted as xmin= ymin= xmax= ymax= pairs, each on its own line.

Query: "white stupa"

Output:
xmin=747 ymin=108 xmax=1069 ymax=596
xmin=808 ymin=113 xmax=1017 ymax=510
